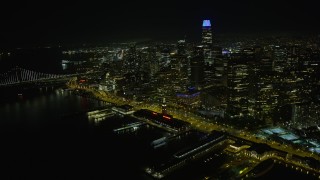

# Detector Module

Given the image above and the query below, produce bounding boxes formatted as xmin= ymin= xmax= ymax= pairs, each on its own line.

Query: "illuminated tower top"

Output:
xmin=202 ymin=20 xmax=211 ymax=28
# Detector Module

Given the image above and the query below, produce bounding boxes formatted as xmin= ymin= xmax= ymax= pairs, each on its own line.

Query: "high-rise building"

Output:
xmin=213 ymin=53 xmax=227 ymax=86
xmin=227 ymin=58 xmax=249 ymax=116
xmin=147 ymin=47 xmax=159 ymax=76
xmin=273 ymin=45 xmax=287 ymax=72
xmin=190 ymin=46 xmax=205 ymax=90
xmin=124 ymin=43 xmax=137 ymax=73
xmin=177 ymin=39 xmax=186 ymax=55
xmin=202 ymin=20 xmax=213 ymax=65
xmin=171 ymin=41 xmax=189 ymax=92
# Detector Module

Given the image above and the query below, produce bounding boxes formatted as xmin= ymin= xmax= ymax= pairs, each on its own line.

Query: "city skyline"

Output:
xmin=1 ymin=19 xmax=320 ymax=179
xmin=1 ymin=1 xmax=320 ymax=47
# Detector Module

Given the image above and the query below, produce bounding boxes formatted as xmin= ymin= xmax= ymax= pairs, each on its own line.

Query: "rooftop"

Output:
xmin=203 ymin=20 xmax=211 ymax=27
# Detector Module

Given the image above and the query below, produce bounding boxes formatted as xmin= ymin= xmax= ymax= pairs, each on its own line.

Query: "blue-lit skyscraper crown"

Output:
xmin=202 ymin=20 xmax=211 ymax=27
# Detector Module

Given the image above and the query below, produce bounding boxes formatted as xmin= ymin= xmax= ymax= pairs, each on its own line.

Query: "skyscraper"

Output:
xmin=124 ymin=43 xmax=137 ymax=73
xmin=227 ymin=58 xmax=249 ymax=116
xmin=190 ymin=46 xmax=205 ymax=89
xmin=177 ymin=39 xmax=186 ymax=55
xmin=202 ymin=20 xmax=213 ymax=65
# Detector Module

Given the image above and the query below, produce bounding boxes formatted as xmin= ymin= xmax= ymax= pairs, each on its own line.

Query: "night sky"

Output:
xmin=1 ymin=1 xmax=319 ymax=47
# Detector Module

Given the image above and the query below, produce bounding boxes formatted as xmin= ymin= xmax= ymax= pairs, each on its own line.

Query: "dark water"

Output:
xmin=0 ymin=86 xmax=161 ymax=179
xmin=0 ymin=88 xmax=101 ymax=130
xmin=0 ymin=48 xmax=128 ymax=179
xmin=0 ymin=88 xmax=109 ymax=178
xmin=0 ymin=88 xmax=158 ymax=179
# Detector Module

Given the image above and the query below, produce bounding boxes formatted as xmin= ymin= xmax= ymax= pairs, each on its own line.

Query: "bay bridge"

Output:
xmin=0 ymin=67 xmax=96 ymax=88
